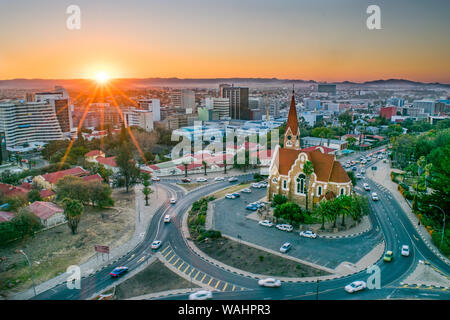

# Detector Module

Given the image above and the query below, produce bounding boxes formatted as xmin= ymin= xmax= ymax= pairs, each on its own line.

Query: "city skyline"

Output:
xmin=1 ymin=0 xmax=449 ymax=83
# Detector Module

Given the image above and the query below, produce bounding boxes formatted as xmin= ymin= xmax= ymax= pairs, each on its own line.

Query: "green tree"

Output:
xmin=62 ymin=198 xmax=84 ymax=235
xmin=346 ymin=171 xmax=357 ymax=187
xmin=274 ymin=202 xmax=303 ymax=226
xmin=116 ymin=144 xmax=141 ymax=193
xmin=202 ymin=160 xmax=208 ymax=176
xmin=11 ymin=209 xmax=42 ymax=240
xmin=27 ymin=189 xmax=42 ymax=203
xmin=87 ymin=181 xmax=114 ymax=208
xmin=303 ymin=160 xmax=314 ymax=212
xmin=56 ymin=176 xmax=90 ymax=205
xmin=142 ymin=173 xmax=151 ymax=206
xmin=272 ymin=194 xmax=288 ymax=207
xmin=314 ymin=200 xmax=334 ymax=230
xmin=183 ymin=162 xmax=189 ymax=177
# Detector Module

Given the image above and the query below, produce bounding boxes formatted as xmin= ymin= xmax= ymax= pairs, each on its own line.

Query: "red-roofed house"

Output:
xmin=82 ymin=173 xmax=104 ymax=183
xmin=94 ymin=156 xmax=118 ymax=173
xmin=39 ymin=189 xmax=56 ymax=201
xmin=0 ymin=211 xmax=15 ymax=223
xmin=0 ymin=183 xmax=29 ymax=198
xmin=85 ymin=150 xmax=106 ymax=162
xmin=27 ymin=201 xmax=66 ymax=227
xmin=300 ymin=145 xmax=335 ymax=155
xmin=33 ymin=167 xmax=89 ymax=190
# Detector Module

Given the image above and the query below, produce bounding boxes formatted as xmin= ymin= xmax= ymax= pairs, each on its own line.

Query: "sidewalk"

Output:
xmin=11 ymin=185 xmax=168 ymax=300
xmin=366 ymin=161 xmax=449 ymax=265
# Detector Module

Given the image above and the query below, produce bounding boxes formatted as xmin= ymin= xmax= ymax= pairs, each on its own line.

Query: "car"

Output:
xmin=276 ymin=224 xmax=293 ymax=232
xmin=361 ymin=168 xmax=366 ymax=174
xmin=163 ymin=215 xmax=171 ymax=223
xmin=189 ymin=290 xmax=213 ymax=300
xmin=151 ymin=177 xmax=160 ymax=182
xmin=299 ymin=230 xmax=317 ymax=239
xmin=356 ymin=173 xmax=362 ymax=179
xmin=110 ymin=266 xmax=129 ymax=277
xmin=151 ymin=240 xmax=162 ymax=249
xmin=181 ymin=178 xmax=191 ymax=183
xmin=352 ymin=166 xmax=357 ymax=171
xmin=372 ymin=192 xmax=379 ymax=201
xmin=231 ymin=192 xmax=240 ymax=198
xmin=361 ymin=160 xmax=367 ymax=165
xmin=170 ymin=198 xmax=176 ymax=204
xmin=225 ymin=193 xmax=236 ymax=199
xmin=363 ymin=183 xmax=371 ymax=191
xmin=345 ymin=281 xmax=367 ymax=293
xmin=401 ymin=245 xmax=410 ymax=257
xmin=196 ymin=177 xmax=208 ymax=182
xmin=378 ymin=155 xmax=383 ymax=159
xmin=251 ymin=183 xmax=262 ymax=188
xmin=258 ymin=220 xmax=273 ymax=227
xmin=228 ymin=177 xmax=238 ymax=182
xmin=258 ymin=278 xmax=281 ymax=287
xmin=280 ymin=242 xmax=292 ymax=253
xmin=383 ymin=250 xmax=394 ymax=262
xmin=246 ymin=204 xmax=258 ymax=211
xmin=214 ymin=177 xmax=225 ymax=181
xmin=241 ymin=188 xmax=252 ymax=193
xmin=259 ymin=182 xmax=268 ymax=188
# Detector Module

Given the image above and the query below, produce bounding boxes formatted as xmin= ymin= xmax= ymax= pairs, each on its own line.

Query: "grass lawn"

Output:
xmin=0 ymin=189 xmax=136 ymax=298
xmin=211 ymin=183 xmax=251 ymax=199
xmin=114 ymin=260 xmax=198 ymax=299
xmin=177 ymin=182 xmax=204 ymax=191
xmin=196 ymin=237 xmax=329 ymax=278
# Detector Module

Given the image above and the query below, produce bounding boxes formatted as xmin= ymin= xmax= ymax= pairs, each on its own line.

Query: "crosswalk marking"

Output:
xmin=163 ymin=250 xmax=172 ymax=258
xmin=168 ymin=255 xmax=176 ymax=263
xmin=161 ymin=246 xmax=170 ymax=254
xmin=194 ymin=270 xmax=201 ymax=280
xmin=214 ymin=280 xmax=221 ymax=289
xmin=172 ymin=257 xmax=180 ymax=265
xmin=177 ymin=262 xmax=185 ymax=270
xmin=241 ymin=287 xmax=244 ymax=291
xmin=222 ymin=283 xmax=228 ymax=291
xmin=207 ymin=277 xmax=213 ymax=286
xmin=183 ymin=265 xmax=190 ymax=273
xmin=188 ymin=268 xmax=194 ymax=277
xmin=232 ymin=285 xmax=236 ymax=291
xmin=200 ymin=274 xmax=207 ymax=282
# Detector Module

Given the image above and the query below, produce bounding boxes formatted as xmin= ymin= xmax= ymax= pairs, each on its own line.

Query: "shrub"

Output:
xmin=431 ymin=230 xmax=450 ymax=257
xmin=258 ymin=255 xmax=264 ymax=262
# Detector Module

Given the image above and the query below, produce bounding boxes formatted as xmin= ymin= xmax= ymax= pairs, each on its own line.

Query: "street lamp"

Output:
xmin=428 ymin=205 xmax=446 ymax=249
xmin=19 ymin=250 xmax=37 ymax=297
xmin=316 ymin=279 xmax=319 ymax=300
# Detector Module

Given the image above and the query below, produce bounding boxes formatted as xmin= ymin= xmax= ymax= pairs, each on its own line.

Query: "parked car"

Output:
xmin=196 ymin=177 xmax=208 ymax=182
xmin=276 ymin=224 xmax=293 ymax=232
xmin=225 ymin=193 xmax=236 ymax=199
xmin=110 ymin=266 xmax=128 ymax=278
xmin=383 ymin=250 xmax=394 ymax=262
xmin=189 ymin=290 xmax=213 ymax=300
xmin=356 ymin=173 xmax=362 ymax=179
xmin=345 ymin=281 xmax=367 ymax=293
xmin=352 ymin=166 xmax=357 ymax=171
xmin=401 ymin=245 xmax=410 ymax=257
xmin=251 ymin=183 xmax=262 ymax=188
xmin=258 ymin=278 xmax=281 ymax=287
xmin=246 ymin=204 xmax=258 ymax=211
xmin=151 ymin=240 xmax=162 ymax=250
xmin=241 ymin=188 xmax=252 ymax=193
xmin=163 ymin=215 xmax=171 ymax=223
xmin=228 ymin=177 xmax=238 ymax=182
xmin=170 ymin=198 xmax=176 ymax=204
xmin=280 ymin=242 xmax=292 ymax=253
xmin=258 ymin=220 xmax=273 ymax=227
xmin=152 ymin=177 xmax=160 ymax=182
xmin=363 ymin=183 xmax=371 ymax=191
xmin=372 ymin=192 xmax=379 ymax=201
xmin=181 ymin=178 xmax=191 ymax=183
xmin=361 ymin=168 xmax=366 ymax=174
xmin=231 ymin=192 xmax=240 ymax=198
xmin=299 ymin=230 xmax=317 ymax=239
xmin=214 ymin=177 xmax=225 ymax=181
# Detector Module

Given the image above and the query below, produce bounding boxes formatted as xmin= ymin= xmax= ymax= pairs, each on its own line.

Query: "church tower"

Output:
xmin=284 ymin=88 xmax=300 ymax=149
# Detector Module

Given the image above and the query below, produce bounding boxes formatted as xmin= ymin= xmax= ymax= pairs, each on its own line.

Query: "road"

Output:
xmin=30 ymin=148 xmax=450 ymax=300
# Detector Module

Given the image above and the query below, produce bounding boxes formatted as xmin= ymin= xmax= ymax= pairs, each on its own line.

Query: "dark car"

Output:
xmin=231 ymin=192 xmax=240 ymax=198
xmin=110 ymin=266 xmax=129 ymax=278
xmin=181 ymin=178 xmax=191 ymax=183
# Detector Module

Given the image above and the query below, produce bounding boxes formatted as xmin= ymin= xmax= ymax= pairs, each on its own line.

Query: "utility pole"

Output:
xmin=316 ymin=279 xmax=319 ymax=301
xmin=19 ymin=250 xmax=37 ymax=297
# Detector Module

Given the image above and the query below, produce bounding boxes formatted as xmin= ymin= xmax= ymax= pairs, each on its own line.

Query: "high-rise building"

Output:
xmin=35 ymin=87 xmax=73 ymax=133
xmin=0 ymin=132 xmax=8 ymax=164
xmin=221 ymin=86 xmax=250 ymax=120
xmin=138 ymin=99 xmax=161 ymax=121
xmin=413 ymin=100 xmax=436 ymax=115
xmin=171 ymin=90 xmax=195 ymax=110
xmin=124 ymin=108 xmax=154 ymax=132
xmin=0 ymin=100 xmax=63 ymax=148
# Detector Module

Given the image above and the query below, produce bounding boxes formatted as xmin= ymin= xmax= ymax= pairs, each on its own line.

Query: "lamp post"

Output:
xmin=19 ymin=250 xmax=37 ymax=297
xmin=316 ymin=279 xmax=319 ymax=300
xmin=428 ymin=205 xmax=446 ymax=249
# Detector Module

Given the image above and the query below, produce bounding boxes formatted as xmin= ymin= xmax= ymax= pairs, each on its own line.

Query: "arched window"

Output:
xmin=340 ymin=188 xmax=345 ymax=196
xmin=317 ymin=186 xmax=322 ymax=196
xmin=283 ymin=180 xmax=287 ymax=189
xmin=296 ymin=174 xmax=306 ymax=194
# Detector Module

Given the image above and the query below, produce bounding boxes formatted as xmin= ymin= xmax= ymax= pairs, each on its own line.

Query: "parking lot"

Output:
xmin=212 ymin=186 xmax=383 ymax=269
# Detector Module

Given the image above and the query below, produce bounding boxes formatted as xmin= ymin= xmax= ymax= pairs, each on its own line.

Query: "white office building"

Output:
xmin=0 ymin=100 xmax=63 ymax=149
xmin=124 ymin=108 xmax=154 ymax=132
xmin=139 ymin=99 xmax=161 ymax=121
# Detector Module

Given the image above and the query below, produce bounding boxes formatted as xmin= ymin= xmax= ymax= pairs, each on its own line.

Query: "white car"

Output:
xmin=170 ymin=198 xmax=176 ymax=204
xmin=241 ymin=188 xmax=252 ymax=193
xmin=280 ymin=242 xmax=292 ymax=253
xmin=196 ymin=177 xmax=208 ymax=182
xmin=225 ymin=193 xmax=236 ymax=199
xmin=356 ymin=173 xmax=362 ymax=179
xmin=299 ymin=230 xmax=317 ymax=239
xmin=363 ymin=183 xmax=371 ymax=191
xmin=214 ymin=177 xmax=225 ymax=181
xmin=372 ymin=192 xmax=379 ymax=201
xmin=401 ymin=245 xmax=410 ymax=257
xmin=251 ymin=183 xmax=261 ymax=188
xmin=276 ymin=224 xmax=293 ymax=232
xmin=151 ymin=177 xmax=160 ymax=182
xmin=189 ymin=290 xmax=213 ymax=300
xmin=258 ymin=278 xmax=281 ymax=288
xmin=163 ymin=215 xmax=171 ymax=223
xmin=151 ymin=240 xmax=162 ymax=249
xmin=228 ymin=177 xmax=238 ymax=182
xmin=258 ymin=220 xmax=273 ymax=228
xmin=345 ymin=281 xmax=367 ymax=293
xmin=361 ymin=168 xmax=366 ymax=174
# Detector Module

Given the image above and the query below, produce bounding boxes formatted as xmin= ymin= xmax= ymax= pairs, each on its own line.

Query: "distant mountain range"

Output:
xmin=0 ymin=77 xmax=448 ymax=90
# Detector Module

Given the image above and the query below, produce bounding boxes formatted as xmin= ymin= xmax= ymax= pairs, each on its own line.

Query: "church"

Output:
xmin=267 ymin=90 xmax=352 ymax=210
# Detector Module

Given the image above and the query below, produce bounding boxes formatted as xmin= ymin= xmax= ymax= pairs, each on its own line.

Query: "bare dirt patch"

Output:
xmin=114 ymin=260 xmax=198 ymax=299
xmin=196 ymin=237 xmax=329 ymax=278
xmin=177 ymin=183 xmax=203 ymax=191
xmin=0 ymin=188 xmax=136 ymax=297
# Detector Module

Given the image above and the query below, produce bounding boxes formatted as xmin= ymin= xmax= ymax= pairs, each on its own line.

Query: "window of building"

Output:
xmin=296 ymin=174 xmax=306 ymax=194
xmin=317 ymin=186 xmax=322 ymax=196
xmin=340 ymin=188 xmax=345 ymax=196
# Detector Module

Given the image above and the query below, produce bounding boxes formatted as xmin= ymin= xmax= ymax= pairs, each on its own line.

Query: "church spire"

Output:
xmin=284 ymin=86 xmax=300 ymax=149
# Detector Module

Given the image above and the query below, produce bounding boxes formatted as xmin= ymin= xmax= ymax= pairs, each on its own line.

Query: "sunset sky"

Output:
xmin=0 ymin=0 xmax=449 ymax=83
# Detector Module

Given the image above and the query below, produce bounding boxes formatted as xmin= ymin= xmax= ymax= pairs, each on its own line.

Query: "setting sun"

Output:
xmin=94 ymin=71 xmax=110 ymax=84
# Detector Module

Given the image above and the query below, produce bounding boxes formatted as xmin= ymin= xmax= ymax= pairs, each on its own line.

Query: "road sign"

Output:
xmin=94 ymin=245 xmax=110 ymax=254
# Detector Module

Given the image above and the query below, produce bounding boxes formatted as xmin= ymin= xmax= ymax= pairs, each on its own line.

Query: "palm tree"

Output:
xmin=338 ymin=195 xmax=352 ymax=227
xmin=202 ymin=161 xmax=208 ymax=176
xmin=183 ymin=162 xmax=189 ymax=177
xmin=62 ymin=198 xmax=84 ymax=235
xmin=223 ymin=160 xmax=227 ymax=174
xmin=142 ymin=173 xmax=151 ymax=206
xmin=303 ymin=160 xmax=314 ymax=212
xmin=314 ymin=201 xmax=333 ymax=230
